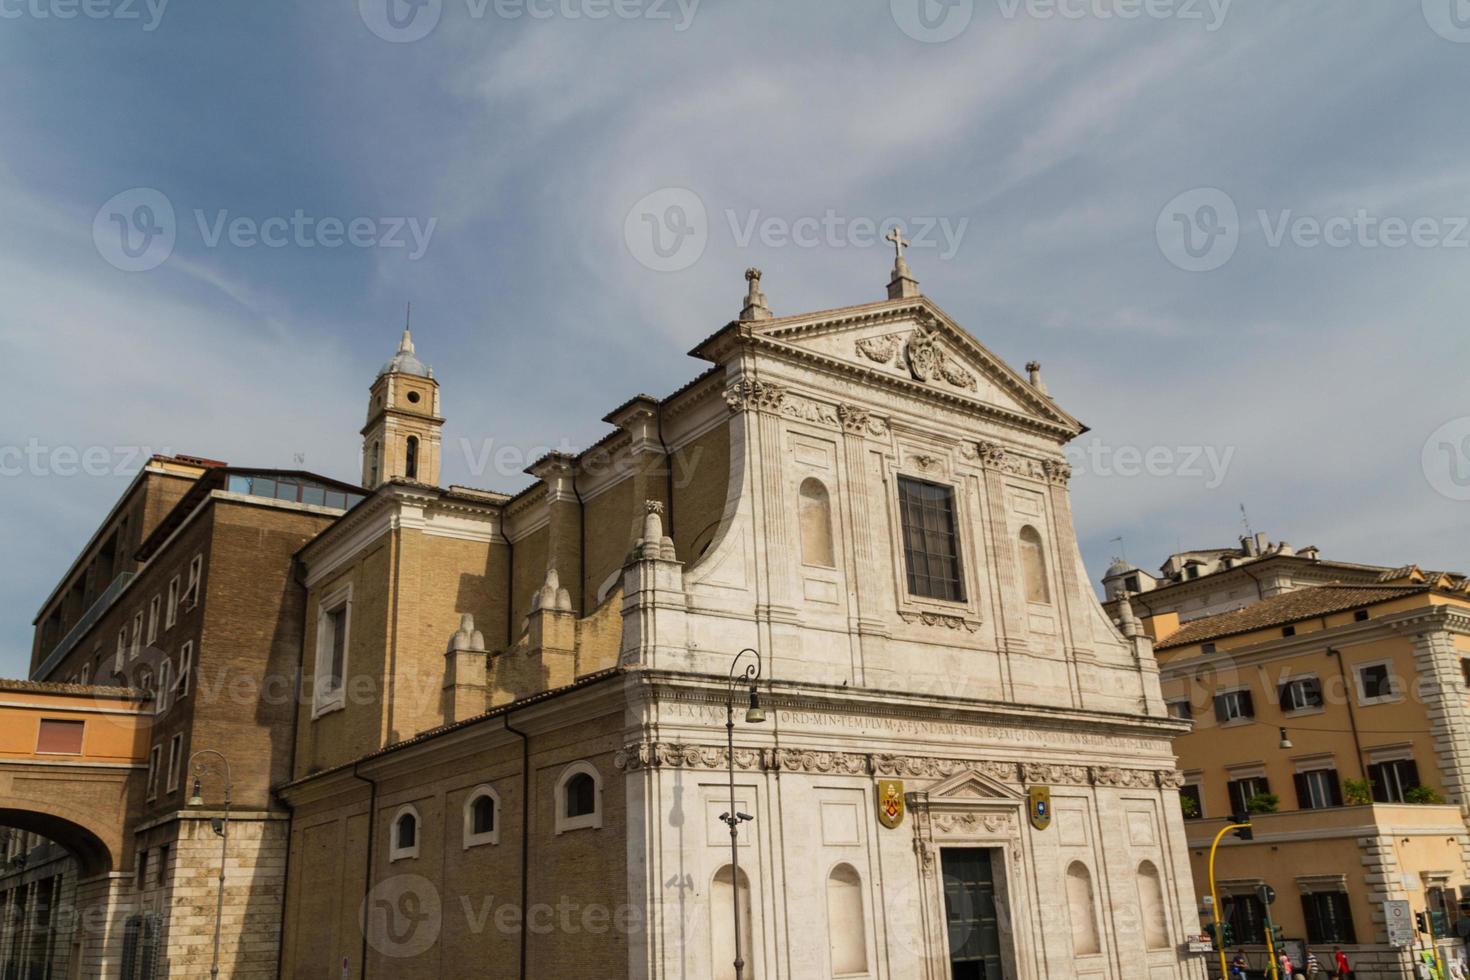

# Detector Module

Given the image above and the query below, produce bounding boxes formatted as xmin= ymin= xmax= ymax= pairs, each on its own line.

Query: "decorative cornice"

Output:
xmin=613 ymin=740 xmax=1178 ymax=788
xmin=724 ymin=379 xmax=787 ymax=415
xmin=837 ymin=403 xmax=890 ymax=438
xmin=898 ymin=610 xmax=982 ymax=633
xmin=973 ymin=440 xmax=1070 ymax=486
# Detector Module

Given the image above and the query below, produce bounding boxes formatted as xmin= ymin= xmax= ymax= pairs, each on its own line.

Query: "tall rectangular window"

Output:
xmin=1294 ymin=768 xmax=1342 ymax=809
xmin=1368 ymin=759 xmax=1420 ymax=803
xmin=146 ymin=746 xmax=162 ymax=800
xmin=1227 ymin=775 xmax=1270 ymax=816
xmin=165 ymin=576 xmax=180 ymax=629
xmin=166 ymin=734 xmax=183 ymax=792
xmin=177 ymin=642 xmax=193 ymax=698
xmin=327 ymin=608 xmax=347 ymax=692
xmin=1213 ymin=689 xmax=1254 ymax=723
xmin=146 ymin=596 xmax=160 ymax=644
xmin=897 ymin=477 xmax=965 ymax=602
xmin=1301 ymin=892 xmax=1356 ymax=944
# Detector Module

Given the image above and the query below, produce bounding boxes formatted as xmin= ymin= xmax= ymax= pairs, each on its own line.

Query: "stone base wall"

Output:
xmin=150 ymin=811 xmax=289 ymax=978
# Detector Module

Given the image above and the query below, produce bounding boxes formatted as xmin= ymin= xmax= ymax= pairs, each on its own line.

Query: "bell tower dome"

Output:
xmin=362 ymin=325 xmax=443 ymax=489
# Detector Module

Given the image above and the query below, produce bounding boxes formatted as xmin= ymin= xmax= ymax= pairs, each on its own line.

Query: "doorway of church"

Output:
xmin=941 ymin=848 xmax=1006 ymax=980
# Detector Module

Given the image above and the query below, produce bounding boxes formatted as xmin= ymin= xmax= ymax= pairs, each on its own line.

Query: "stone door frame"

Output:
xmin=908 ymin=769 xmax=1032 ymax=980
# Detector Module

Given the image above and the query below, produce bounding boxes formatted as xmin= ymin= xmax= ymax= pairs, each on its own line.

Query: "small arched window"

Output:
xmin=463 ymin=786 xmax=499 ymax=848
xmin=798 ymin=478 xmax=836 ymax=568
xmin=1136 ymin=860 xmax=1170 ymax=949
xmin=1067 ymin=861 xmax=1101 ymax=956
xmin=369 ymin=441 xmax=381 ymax=486
xmin=712 ymin=865 xmax=755 ymax=980
xmin=555 ymin=762 xmax=602 ymax=834
xmin=405 ymin=436 xmax=419 ymax=481
xmin=390 ymin=804 xmax=420 ymax=861
xmin=826 ymin=863 xmax=867 ymax=975
xmin=1019 ymin=524 xmax=1050 ymax=604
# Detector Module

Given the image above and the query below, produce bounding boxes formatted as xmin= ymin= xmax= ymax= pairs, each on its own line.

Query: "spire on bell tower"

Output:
xmin=361 ymin=313 xmax=444 ymax=489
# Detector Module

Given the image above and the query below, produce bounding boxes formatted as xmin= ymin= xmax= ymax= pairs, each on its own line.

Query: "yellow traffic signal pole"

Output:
xmin=1262 ymin=914 xmax=1280 ymax=980
xmin=1208 ymin=823 xmax=1250 ymax=980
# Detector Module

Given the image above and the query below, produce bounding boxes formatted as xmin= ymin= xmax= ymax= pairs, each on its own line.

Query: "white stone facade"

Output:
xmin=614 ymin=289 xmax=1208 ymax=980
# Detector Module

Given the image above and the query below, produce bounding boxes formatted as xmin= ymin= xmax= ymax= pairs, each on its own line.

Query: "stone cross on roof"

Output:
xmin=886 ymin=227 xmax=909 ymax=260
xmin=885 ymin=227 xmax=919 ymax=300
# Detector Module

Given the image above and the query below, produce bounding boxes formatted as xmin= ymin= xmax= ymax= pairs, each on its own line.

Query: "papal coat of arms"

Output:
xmin=1028 ymin=786 xmax=1052 ymax=831
xmin=877 ymin=779 xmax=905 ymax=829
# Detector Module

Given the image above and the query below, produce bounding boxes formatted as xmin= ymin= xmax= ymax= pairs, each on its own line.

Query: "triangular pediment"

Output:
xmin=730 ymin=296 xmax=1082 ymax=434
xmin=924 ymin=768 xmax=1026 ymax=803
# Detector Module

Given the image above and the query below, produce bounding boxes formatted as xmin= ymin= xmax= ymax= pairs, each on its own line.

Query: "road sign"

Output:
xmin=1257 ymin=884 xmax=1277 ymax=906
xmin=1385 ymin=899 xmax=1413 ymax=948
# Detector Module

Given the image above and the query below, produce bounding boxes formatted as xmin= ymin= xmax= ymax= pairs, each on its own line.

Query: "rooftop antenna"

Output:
xmin=1109 ymin=535 xmax=1126 ymax=563
xmin=1239 ymin=503 xmax=1254 ymax=539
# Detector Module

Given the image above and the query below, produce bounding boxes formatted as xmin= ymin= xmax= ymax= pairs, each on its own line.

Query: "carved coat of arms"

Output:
xmin=877 ymin=779 xmax=905 ymax=829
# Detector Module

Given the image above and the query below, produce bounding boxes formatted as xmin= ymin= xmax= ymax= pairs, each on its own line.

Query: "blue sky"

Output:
xmin=2 ymin=0 xmax=1468 ymax=677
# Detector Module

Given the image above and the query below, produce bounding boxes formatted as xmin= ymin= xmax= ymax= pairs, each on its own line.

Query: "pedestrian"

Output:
xmin=1232 ymin=951 xmax=1249 ymax=980
xmin=1305 ymin=950 xmax=1321 ymax=977
xmin=1281 ymin=949 xmax=1295 ymax=978
xmin=1335 ymin=947 xmax=1352 ymax=980
xmin=1449 ymin=955 xmax=1468 ymax=980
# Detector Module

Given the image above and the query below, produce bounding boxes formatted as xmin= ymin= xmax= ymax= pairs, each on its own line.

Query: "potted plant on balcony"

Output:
xmin=1245 ymin=792 xmax=1279 ymax=814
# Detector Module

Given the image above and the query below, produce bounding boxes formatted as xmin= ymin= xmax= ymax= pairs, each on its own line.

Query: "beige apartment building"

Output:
xmin=1113 ymin=542 xmax=1470 ymax=979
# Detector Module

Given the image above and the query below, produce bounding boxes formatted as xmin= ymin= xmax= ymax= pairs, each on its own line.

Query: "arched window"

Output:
xmin=554 ymin=762 xmax=602 ymax=834
xmin=712 ymin=865 xmax=755 ymax=980
xmin=1019 ymin=525 xmax=1050 ymax=604
xmin=826 ymin=863 xmax=867 ymax=975
xmin=1136 ymin=860 xmax=1170 ymax=949
xmin=369 ymin=441 xmax=380 ymax=486
xmin=463 ymin=785 xmax=500 ymax=848
xmin=405 ymin=436 xmax=419 ymax=480
xmin=1066 ymin=861 xmax=1101 ymax=956
xmin=390 ymin=804 xmax=420 ymax=861
xmin=798 ymin=478 xmax=836 ymax=568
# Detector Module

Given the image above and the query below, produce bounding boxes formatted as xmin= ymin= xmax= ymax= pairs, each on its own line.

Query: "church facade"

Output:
xmin=276 ymin=252 xmax=1207 ymax=980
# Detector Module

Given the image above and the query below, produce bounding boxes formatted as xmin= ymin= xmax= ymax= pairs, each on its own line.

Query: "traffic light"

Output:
xmin=1269 ymin=923 xmax=1285 ymax=946
xmin=1230 ymin=812 xmax=1254 ymax=840
xmin=1416 ymin=911 xmax=1430 ymax=935
xmin=1204 ymin=923 xmax=1218 ymax=948
xmin=1222 ymin=922 xmax=1235 ymax=946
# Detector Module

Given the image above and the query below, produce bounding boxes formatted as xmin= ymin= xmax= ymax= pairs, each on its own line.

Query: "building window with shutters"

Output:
xmin=1227 ymin=775 xmax=1270 ymax=816
xmin=1178 ymin=782 xmax=1204 ymax=820
xmin=1279 ymin=676 xmax=1323 ymax=714
xmin=1224 ymin=894 xmax=1267 ymax=945
xmin=1214 ymin=688 xmax=1254 ymax=724
xmin=1367 ymin=758 xmax=1420 ymax=803
xmin=1355 ymin=661 xmax=1397 ymax=704
xmin=896 ymin=477 xmax=966 ymax=603
xmin=1301 ymin=891 xmax=1356 ymax=944
xmin=1294 ymin=767 xmax=1342 ymax=809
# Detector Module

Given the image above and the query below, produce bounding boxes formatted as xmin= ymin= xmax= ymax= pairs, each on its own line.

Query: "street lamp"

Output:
xmin=720 ymin=648 xmax=765 ymax=980
xmin=188 ymin=749 xmax=233 ymax=980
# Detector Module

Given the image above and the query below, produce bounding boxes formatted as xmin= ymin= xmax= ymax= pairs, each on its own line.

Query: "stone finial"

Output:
xmin=531 ymin=570 xmax=573 ymax=613
xmin=740 ymin=268 xmax=772 ymax=321
xmin=886 ymin=227 xmax=919 ymax=299
xmin=1025 ymin=360 xmax=1049 ymax=395
xmin=448 ymin=613 xmax=486 ymax=653
xmin=1115 ymin=592 xmax=1141 ymax=639
xmin=632 ymin=500 xmax=677 ymax=561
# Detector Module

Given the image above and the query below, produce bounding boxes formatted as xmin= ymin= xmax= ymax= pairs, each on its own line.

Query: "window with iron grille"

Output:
xmin=1301 ymin=892 xmax=1356 ymax=944
xmin=897 ymin=478 xmax=965 ymax=602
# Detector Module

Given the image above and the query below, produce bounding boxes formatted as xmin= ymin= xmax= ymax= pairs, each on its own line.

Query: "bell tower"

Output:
xmin=362 ymin=324 xmax=443 ymax=489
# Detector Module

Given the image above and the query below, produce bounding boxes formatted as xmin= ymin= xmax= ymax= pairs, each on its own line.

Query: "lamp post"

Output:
xmin=720 ymin=648 xmax=765 ymax=980
xmin=187 ymin=749 xmax=232 ymax=980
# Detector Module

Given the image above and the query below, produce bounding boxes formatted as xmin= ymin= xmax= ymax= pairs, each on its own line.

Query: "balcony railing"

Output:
xmin=32 ymin=572 xmax=136 ymax=681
